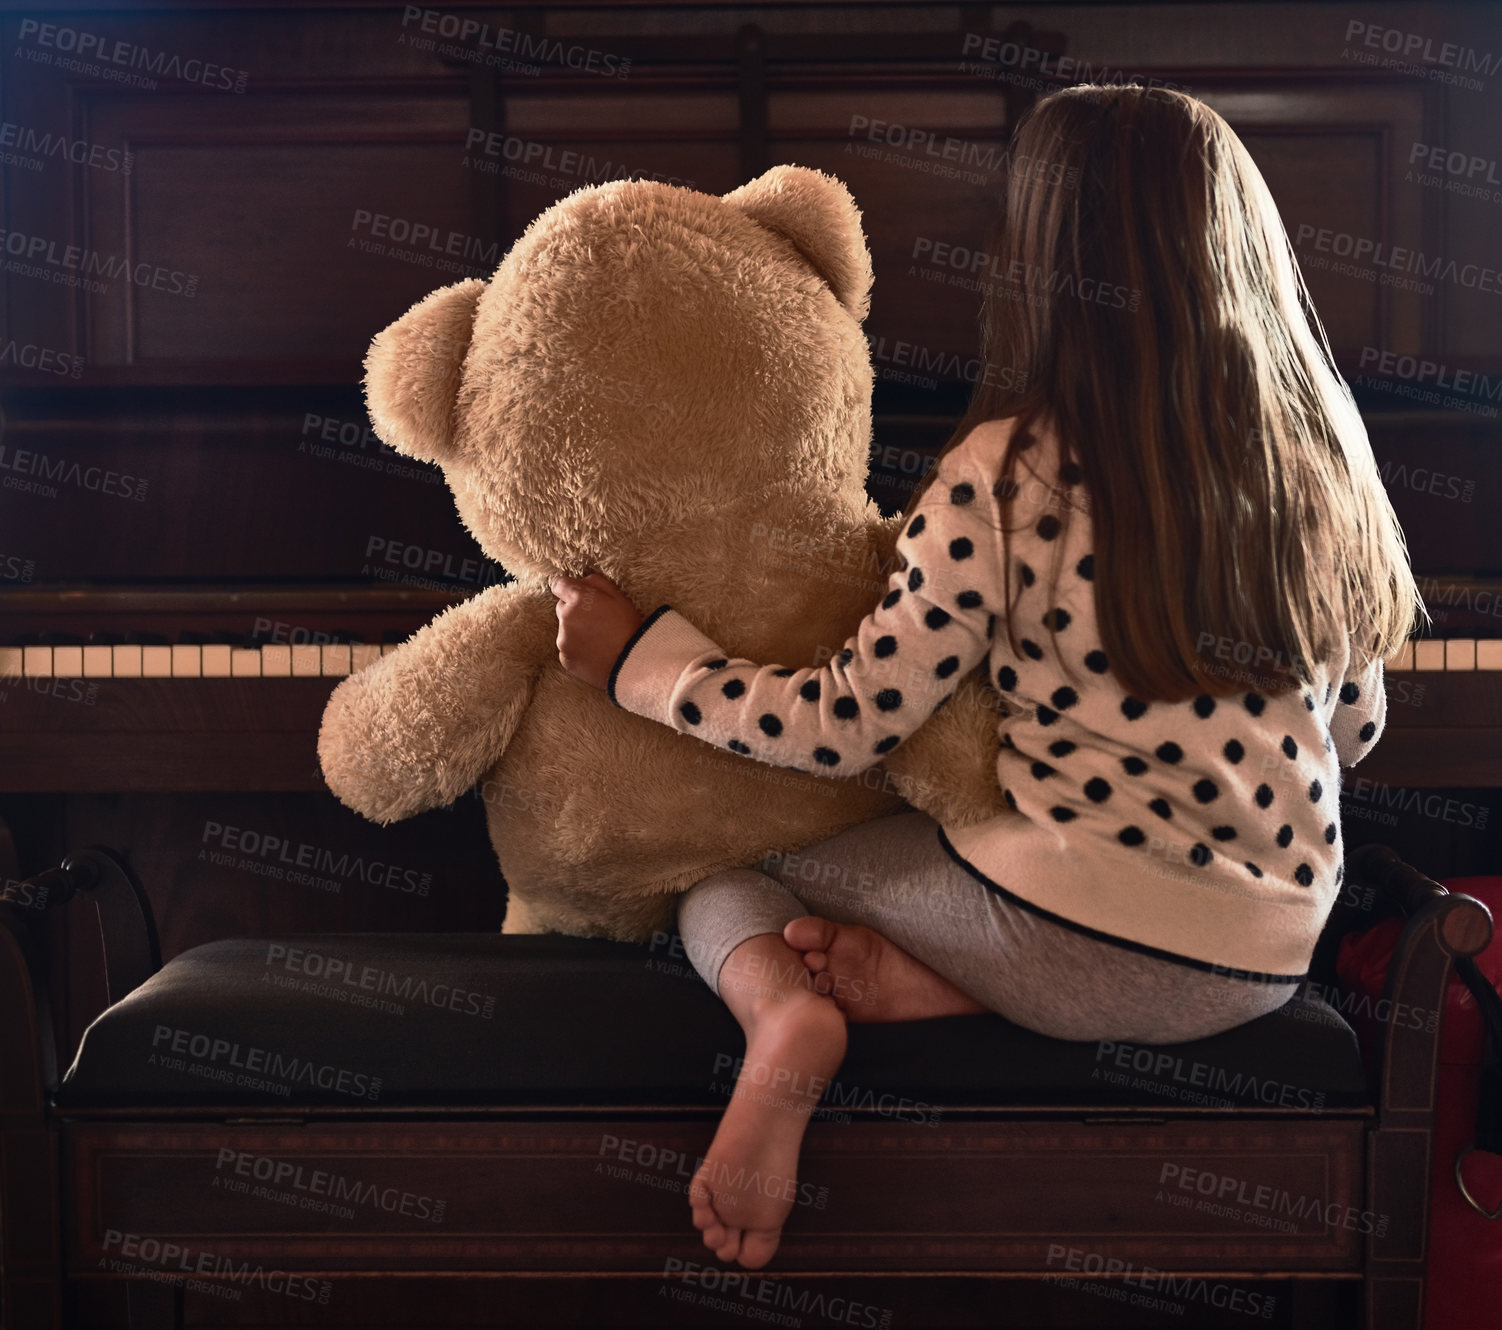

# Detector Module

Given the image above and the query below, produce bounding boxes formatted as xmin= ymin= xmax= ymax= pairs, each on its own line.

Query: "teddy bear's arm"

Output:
xmin=316 ymin=582 xmax=556 ymax=825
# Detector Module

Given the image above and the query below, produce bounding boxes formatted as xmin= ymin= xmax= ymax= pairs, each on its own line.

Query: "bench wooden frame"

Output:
xmin=0 ymin=843 xmax=1491 ymax=1330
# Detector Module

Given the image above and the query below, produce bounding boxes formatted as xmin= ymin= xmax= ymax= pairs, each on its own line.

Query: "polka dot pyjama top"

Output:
xmin=609 ymin=416 xmax=1389 ymax=982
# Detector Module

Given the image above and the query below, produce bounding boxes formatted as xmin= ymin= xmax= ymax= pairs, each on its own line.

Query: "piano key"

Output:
xmin=1479 ymin=639 xmax=1502 ymax=670
xmin=53 ymin=646 xmax=84 ymax=677
xmin=382 ymin=643 xmax=400 ymax=656
xmin=82 ymin=645 xmax=113 ymax=677
xmin=322 ymin=644 xmax=351 ymax=676
xmin=290 ymin=645 xmax=321 ymax=676
xmin=230 ymin=648 xmax=261 ymax=677
xmin=1387 ymin=641 xmax=1415 ymax=671
xmin=1413 ymin=640 xmax=1447 ymax=671
xmin=1445 ymin=639 xmax=1477 ymax=671
xmin=201 ymin=644 xmax=232 ymax=677
xmin=351 ymin=643 xmax=383 ymax=672
xmin=0 ymin=647 xmax=21 ymax=680
xmin=142 ymin=646 xmax=173 ymax=678
xmin=24 ymin=646 xmax=52 ymax=677
xmin=112 ymin=644 xmax=142 ymax=677
xmin=261 ymin=644 xmax=291 ymax=676
xmin=171 ymin=645 xmax=202 ymax=677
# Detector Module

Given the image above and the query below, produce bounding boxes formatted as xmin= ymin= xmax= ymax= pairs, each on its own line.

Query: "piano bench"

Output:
xmin=1 ymin=846 xmax=1491 ymax=1330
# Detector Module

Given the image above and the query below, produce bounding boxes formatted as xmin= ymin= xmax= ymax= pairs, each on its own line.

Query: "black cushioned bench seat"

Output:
xmin=55 ymin=933 xmax=1370 ymax=1110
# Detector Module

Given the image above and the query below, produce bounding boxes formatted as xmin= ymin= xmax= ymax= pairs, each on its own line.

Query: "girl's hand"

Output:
xmin=550 ymin=571 xmax=645 ymax=692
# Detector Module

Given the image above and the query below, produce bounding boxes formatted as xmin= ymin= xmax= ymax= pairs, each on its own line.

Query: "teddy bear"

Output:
xmin=316 ymin=164 xmax=1012 ymax=942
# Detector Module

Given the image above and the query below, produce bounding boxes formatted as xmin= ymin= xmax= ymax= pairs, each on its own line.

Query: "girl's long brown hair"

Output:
xmin=903 ymin=83 xmax=1424 ymax=701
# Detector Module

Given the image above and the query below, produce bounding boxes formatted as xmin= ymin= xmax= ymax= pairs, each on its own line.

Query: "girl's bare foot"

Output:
xmin=690 ymin=934 xmax=848 ymax=1269
xmin=783 ymin=915 xmax=987 ymax=1023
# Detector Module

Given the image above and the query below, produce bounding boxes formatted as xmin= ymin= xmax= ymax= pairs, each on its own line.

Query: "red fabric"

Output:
xmin=1335 ymin=876 xmax=1502 ymax=1330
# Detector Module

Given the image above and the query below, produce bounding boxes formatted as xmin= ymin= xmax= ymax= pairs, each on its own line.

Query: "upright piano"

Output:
xmin=2 ymin=6 xmax=1498 ymax=1008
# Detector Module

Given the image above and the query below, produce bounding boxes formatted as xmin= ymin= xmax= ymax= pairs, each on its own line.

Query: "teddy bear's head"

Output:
xmin=362 ymin=166 xmax=877 ymax=589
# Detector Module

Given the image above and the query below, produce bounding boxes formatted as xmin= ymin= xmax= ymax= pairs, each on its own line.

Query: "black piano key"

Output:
xmin=87 ymin=631 xmax=127 ymax=645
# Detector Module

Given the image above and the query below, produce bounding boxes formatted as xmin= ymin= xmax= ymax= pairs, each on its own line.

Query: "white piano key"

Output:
xmin=141 ymin=646 xmax=173 ymax=678
xmin=351 ymin=643 xmax=383 ymax=672
xmin=171 ymin=644 xmax=202 ymax=677
xmin=83 ymin=645 xmax=113 ymax=677
xmin=261 ymin=644 xmax=292 ymax=677
xmin=1479 ymin=640 xmax=1502 ymax=670
xmin=23 ymin=646 xmax=52 ymax=677
xmin=52 ymin=646 xmax=83 ymax=677
xmin=322 ymin=644 xmax=351 ymax=676
xmin=1387 ymin=641 xmax=1415 ymax=671
xmin=230 ymin=648 xmax=261 ymax=677
xmin=201 ymin=644 xmax=232 ymax=677
xmin=1445 ymin=639 xmax=1477 ymax=671
xmin=381 ymin=643 xmax=399 ymax=656
xmin=0 ymin=647 xmax=22 ymax=680
xmin=290 ymin=644 xmax=322 ymax=676
xmin=1413 ymin=640 xmax=1447 ymax=671
xmin=112 ymin=644 xmax=142 ymax=677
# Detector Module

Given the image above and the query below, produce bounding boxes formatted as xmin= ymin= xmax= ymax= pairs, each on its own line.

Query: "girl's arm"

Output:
xmin=1328 ymin=654 xmax=1388 ymax=767
xmin=605 ymin=449 xmax=1003 ymax=778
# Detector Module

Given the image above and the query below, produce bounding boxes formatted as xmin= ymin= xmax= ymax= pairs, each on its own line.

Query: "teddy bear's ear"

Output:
xmin=362 ymin=278 xmax=486 ymax=465
xmin=721 ymin=165 xmax=873 ymax=323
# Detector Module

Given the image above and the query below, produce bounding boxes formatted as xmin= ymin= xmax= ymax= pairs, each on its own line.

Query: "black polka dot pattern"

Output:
xmin=635 ymin=428 xmax=1363 ymax=915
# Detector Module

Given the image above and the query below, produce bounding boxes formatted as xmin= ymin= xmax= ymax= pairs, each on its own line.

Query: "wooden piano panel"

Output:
xmin=0 ymin=679 xmax=334 ymax=792
xmin=1366 ymin=413 xmax=1496 ymax=575
xmin=0 ymin=392 xmax=491 ymax=582
xmin=767 ymin=83 xmax=1014 ymax=376
xmin=0 ymin=8 xmax=490 ymax=385
xmin=76 ymin=91 xmax=475 ymax=374
xmin=1191 ymin=79 xmax=1435 ymax=358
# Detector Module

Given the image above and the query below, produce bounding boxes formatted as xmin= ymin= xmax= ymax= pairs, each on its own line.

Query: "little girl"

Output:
xmin=553 ymin=83 xmax=1421 ymax=1272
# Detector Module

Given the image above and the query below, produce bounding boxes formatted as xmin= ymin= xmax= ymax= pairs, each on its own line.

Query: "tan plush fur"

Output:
xmin=318 ymin=165 xmax=1012 ymax=941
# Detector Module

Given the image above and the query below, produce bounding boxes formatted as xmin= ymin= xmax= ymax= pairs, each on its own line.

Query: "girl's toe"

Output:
xmin=784 ymin=915 xmax=837 ymax=954
xmin=738 ymin=1228 xmax=781 ymax=1270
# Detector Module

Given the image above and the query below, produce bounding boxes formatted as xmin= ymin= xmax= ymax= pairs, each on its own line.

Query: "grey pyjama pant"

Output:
xmin=675 ymin=810 xmax=1298 ymax=1043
